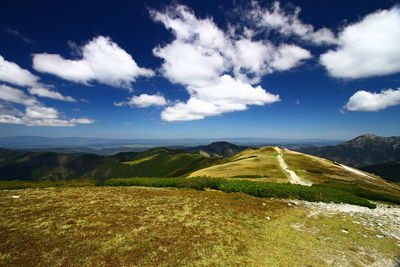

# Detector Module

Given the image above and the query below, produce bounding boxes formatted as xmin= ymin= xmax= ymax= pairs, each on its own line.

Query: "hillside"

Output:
xmin=361 ymin=161 xmax=400 ymax=183
xmin=0 ymin=148 xmax=220 ymax=182
xmin=186 ymin=141 xmax=248 ymax=158
xmin=189 ymin=146 xmax=400 ymax=195
xmin=298 ymin=134 xmax=400 ymax=167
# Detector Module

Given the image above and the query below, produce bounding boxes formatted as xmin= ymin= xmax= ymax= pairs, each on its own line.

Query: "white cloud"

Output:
xmin=270 ymin=44 xmax=311 ymax=71
xmin=25 ymin=105 xmax=58 ymax=119
xmin=161 ymin=75 xmax=280 ymax=121
xmin=115 ymin=93 xmax=167 ymax=108
xmin=28 ymin=87 xmax=76 ymax=102
xmin=0 ymin=115 xmax=23 ymax=125
xmin=0 ymin=84 xmax=38 ymax=106
xmin=151 ymin=4 xmax=302 ymax=121
xmin=153 ymin=40 xmax=225 ymax=87
xmin=33 ymin=36 xmax=154 ymax=89
xmin=320 ymin=6 xmax=400 ymax=79
xmin=0 ymin=56 xmax=78 ymax=104
xmin=0 ymin=55 xmax=39 ymax=87
xmin=152 ymin=4 xmax=311 ymax=86
xmin=247 ymin=1 xmax=337 ymax=45
xmin=344 ymin=88 xmax=400 ymax=111
xmin=0 ymin=85 xmax=94 ymax=126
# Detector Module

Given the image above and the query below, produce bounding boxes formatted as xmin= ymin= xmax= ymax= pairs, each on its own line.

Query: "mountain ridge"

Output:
xmin=298 ymin=134 xmax=400 ymax=167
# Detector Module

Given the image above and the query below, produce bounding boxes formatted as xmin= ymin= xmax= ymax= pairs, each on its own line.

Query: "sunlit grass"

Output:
xmin=0 ymin=186 xmax=397 ymax=266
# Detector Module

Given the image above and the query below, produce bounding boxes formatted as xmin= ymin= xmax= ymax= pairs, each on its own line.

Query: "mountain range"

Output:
xmin=296 ymin=134 xmax=400 ymax=181
xmin=1 ymin=134 xmax=399 ymax=183
xmin=298 ymin=134 xmax=400 ymax=167
xmin=0 ymin=142 xmax=244 ymax=182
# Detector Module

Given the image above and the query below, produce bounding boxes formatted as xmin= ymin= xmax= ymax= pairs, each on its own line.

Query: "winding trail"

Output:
xmin=274 ymin=147 xmax=312 ymax=186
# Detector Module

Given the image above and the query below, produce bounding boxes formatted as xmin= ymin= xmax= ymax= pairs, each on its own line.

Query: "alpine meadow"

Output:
xmin=1 ymin=0 xmax=400 ymax=266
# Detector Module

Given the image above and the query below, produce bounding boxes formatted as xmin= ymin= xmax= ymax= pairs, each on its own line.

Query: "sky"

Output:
xmin=0 ymin=0 xmax=399 ymax=139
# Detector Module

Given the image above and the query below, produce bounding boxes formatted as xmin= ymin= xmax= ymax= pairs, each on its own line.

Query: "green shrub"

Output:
xmin=321 ymin=181 xmax=400 ymax=205
xmin=104 ymin=177 xmax=376 ymax=208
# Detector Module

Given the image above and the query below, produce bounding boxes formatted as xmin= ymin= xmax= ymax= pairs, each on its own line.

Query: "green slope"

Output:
xmin=0 ymin=148 xmax=220 ymax=182
xmin=361 ymin=161 xmax=400 ymax=183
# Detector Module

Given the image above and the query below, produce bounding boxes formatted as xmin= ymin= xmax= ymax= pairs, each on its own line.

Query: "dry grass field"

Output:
xmin=189 ymin=147 xmax=289 ymax=183
xmin=0 ymin=186 xmax=398 ymax=266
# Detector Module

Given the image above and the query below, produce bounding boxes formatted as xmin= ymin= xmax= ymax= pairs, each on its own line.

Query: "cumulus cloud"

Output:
xmin=153 ymin=41 xmax=225 ymax=87
xmin=33 ymin=36 xmax=154 ymax=90
xmin=152 ymin=4 xmax=311 ymax=85
xmin=28 ymin=87 xmax=76 ymax=102
xmin=151 ymin=4 xmax=303 ymax=121
xmin=115 ymin=93 xmax=167 ymax=108
xmin=246 ymin=1 xmax=337 ymax=45
xmin=0 ymin=84 xmax=38 ymax=106
xmin=0 ymin=55 xmax=39 ymax=87
xmin=161 ymin=75 xmax=280 ymax=121
xmin=344 ymin=88 xmax=400 ymax=111
xmin=0 ymin=55 xmax=78 ymax=104
xmin=0 ymin=85 xmax=94 ymax=126
xmin=320 ymin=6 xmax=400 ymax=79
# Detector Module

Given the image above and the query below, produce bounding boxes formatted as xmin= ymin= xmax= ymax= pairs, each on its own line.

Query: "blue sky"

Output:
xmin=0 ymin=0 xmax=399 ymax=139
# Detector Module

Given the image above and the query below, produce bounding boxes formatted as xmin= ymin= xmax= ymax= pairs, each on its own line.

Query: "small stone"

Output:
xmin=288 ymin=203 xmax=292 ymax=206
xmin=265 ymin=216 xmax=271 ymax=221
xmin=376 ymin=235 xmax=384 ymax=238
xmin=341 ymin=229 xmax=349 ymax=233
xmin=262 ymin=203 xmax=266 ymax=206
xmin=12 ymin=196 xmax=20 ymax=199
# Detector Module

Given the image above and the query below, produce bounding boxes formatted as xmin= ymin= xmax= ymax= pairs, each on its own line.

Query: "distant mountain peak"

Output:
xmin=187 ymin=141 xmax=248 ymax=158
xmin=299 ymin=134 xmax=400 ymax=167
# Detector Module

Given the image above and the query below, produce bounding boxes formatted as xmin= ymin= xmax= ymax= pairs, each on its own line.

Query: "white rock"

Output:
xmin=12 ymin=196 xmax=20 ymax=199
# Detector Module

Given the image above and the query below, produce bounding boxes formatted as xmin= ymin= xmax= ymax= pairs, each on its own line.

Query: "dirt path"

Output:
xmin=274 ymin=147 xmax=312 ymax=186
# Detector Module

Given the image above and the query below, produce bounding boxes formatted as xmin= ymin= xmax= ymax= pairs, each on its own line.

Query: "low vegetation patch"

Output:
xmin=321 ymin=181 xmax=400 ymax=205
xmin=105 ymin=177 xmax=376 ymax=208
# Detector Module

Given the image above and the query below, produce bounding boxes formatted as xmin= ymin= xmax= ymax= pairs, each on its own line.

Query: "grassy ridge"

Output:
xmin=104 ymin=177 xmax=376 ymax=208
